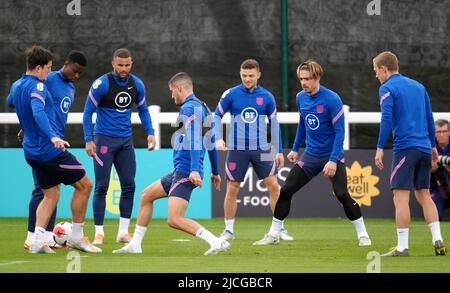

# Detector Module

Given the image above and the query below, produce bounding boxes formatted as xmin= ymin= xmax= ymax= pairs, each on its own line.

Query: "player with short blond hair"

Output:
xmin=373 ymin=51 xmax=446 ymax=256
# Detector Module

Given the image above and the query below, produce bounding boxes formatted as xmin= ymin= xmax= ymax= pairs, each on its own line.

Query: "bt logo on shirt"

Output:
xmin=305 ymin=114 xmax=320 ymax=130
xmin=60 ymin=97 xmax=71 ymax=114
xmin=241 ymin=107 xmax=258 ymax=124
xmin=115 ymin=92 xmax=132 ymax=112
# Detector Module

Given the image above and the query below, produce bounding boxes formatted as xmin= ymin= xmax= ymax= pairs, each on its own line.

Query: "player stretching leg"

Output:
xmin=113 ymin=72 xmax=229 ymax=255
xmin=254 ymin=60 xmax=371 ymax=246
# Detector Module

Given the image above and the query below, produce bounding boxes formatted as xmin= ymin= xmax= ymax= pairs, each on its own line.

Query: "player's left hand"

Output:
xmin=322 ymin=161 xmax=337 ymax=178
xmin=276 ymin=153 xmax=285 ymax=168
xmin=287 ymin=151 xmax=299 ymax=163
xmin=432 ymin=161 xmax=439 ymax=172
xmin=17 ymin=129 xmax=23 ymax=143
xmin=51 ymin=136 xmax=70 ymax=151
xmin=189 ymin=171 xmax=203 ymax=188
xmin=431 ymin=147 xmax=439 ymax=165
xmin=211 ymin=174 xmax=221 ymax=191
xmin=375 ymin=148 xmax=384 ymax=170
xmin=147 ymin=135 xmax=156 ymax=151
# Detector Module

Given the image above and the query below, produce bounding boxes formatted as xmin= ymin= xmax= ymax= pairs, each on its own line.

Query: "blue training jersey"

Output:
xmin=377 ymin=73 xmax=435 ymax=153
xmin=214 ymin=84 xmax=282 ymax=152
xmin=45 ymin=70 xmax=75 ymax=139
xmin=83 ymin=72 xmax=154 ymax=142
xmin=7 ymin=75 xmax=61 ymax=161
xmin=292 ymin=85 xmax=345 ymax=162
xmin=173 ymin=94 xmax=219 ymax=177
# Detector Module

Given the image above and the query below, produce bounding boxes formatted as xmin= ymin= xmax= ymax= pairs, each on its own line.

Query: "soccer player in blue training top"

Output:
xmin=373 ymin=51 xmax=446 ymax=256
xmin=22 ymin=50 xmax=88 ymax=250
xmin=113 ymin=72 xmax=230 ymax=255
xmin=8 ymin=45 xmax=100 ymax=253
xmin=214 ymin=59 xmax=293 ymax=242
xmin=83 ymin=48 xmax=156 ymax=245
xmin=254 ymin=60 xmax=371 ymax=246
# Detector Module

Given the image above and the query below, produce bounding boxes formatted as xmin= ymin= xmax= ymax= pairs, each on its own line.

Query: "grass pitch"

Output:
xmin=0 ymin=218 xmax=448 ymax=273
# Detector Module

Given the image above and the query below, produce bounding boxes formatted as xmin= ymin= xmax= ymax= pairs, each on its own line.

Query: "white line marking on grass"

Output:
xmin=0 ymin=261 xmax=31 ymax=266
xmin=171 ymin=239 xmax=192 ymax=242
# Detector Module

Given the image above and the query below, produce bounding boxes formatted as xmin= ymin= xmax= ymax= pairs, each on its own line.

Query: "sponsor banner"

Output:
xmin=0 ymin=149 xmax=211 ymax=219
xmin=213 ymin=150 xmax=424 ymax=218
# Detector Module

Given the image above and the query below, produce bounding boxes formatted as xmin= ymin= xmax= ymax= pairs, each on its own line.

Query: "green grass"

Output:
xmin=0 ymin=218 xmax=448 ymax=273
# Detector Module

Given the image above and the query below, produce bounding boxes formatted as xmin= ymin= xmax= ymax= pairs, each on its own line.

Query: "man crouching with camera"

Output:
xmin=431 ymin=119 xmax=450 ymax=220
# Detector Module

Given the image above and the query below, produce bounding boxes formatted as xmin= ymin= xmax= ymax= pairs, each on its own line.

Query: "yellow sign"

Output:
xmin=346 ymin=161 xmax=380 ymax=207
xmin=106 ymin=167 xmax=121 ymax=214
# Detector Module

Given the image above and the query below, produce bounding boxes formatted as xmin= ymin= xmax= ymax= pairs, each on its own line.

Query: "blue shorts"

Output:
xmin=390 ymin=149 xmax=431 ymax=190
xmin=160 ymin=171 xmax=196 ymax=202
xmin=26 ymin=151 xmax=86 ymax=189
xmin=297 ymin=152 xmax=345 ymax=179
xmin=225 ymin=150 xmax=277 ymax=182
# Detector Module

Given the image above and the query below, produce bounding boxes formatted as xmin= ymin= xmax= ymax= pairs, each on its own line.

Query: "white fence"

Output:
xmin=1 ymin=105 xmax=450 ymax=150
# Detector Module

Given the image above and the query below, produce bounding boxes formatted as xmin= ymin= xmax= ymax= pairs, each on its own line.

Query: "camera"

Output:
xmin=438 ymin=155 xmax=450 ymax=167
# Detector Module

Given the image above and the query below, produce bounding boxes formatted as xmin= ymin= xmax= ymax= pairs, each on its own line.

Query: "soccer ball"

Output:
xmin=52 ymin=222 xmax=72 ymax=246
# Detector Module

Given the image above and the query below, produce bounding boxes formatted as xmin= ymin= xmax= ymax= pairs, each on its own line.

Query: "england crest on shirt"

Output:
xmin=316 ymin=104 xmax=323 ymax=113
xmin=256 ymin=97 xmax=264 ymax=106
